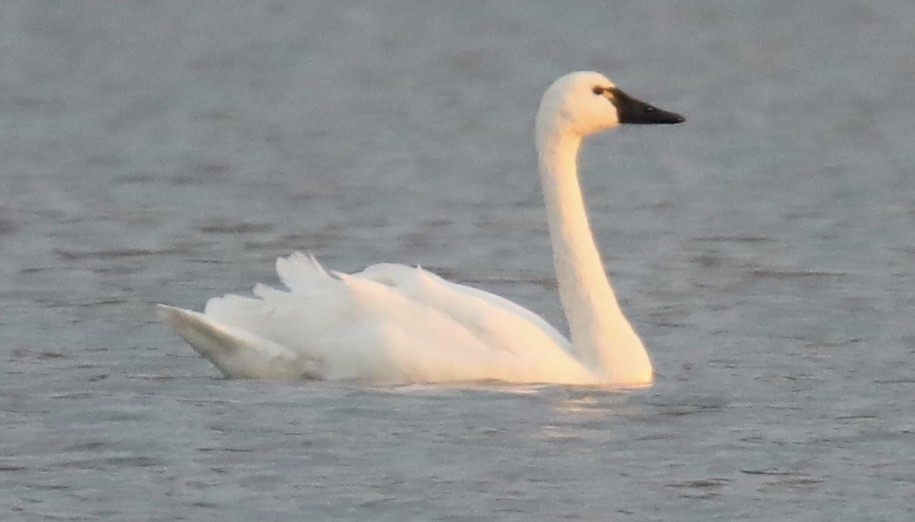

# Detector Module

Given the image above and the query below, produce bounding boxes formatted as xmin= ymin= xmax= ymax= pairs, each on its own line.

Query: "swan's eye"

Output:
xmin=592 ymin=86 xmax=606 ymax=95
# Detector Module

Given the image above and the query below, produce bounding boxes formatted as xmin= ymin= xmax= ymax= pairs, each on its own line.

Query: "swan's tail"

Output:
xmin=156 ymin=305 xmax=323 ymax=380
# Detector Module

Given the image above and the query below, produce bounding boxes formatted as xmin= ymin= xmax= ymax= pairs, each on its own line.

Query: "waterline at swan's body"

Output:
xmin=158 ymin=71 xmax=684 ymax=385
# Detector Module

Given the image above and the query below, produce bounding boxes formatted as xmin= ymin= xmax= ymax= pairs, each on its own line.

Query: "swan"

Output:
xmin=158 ymin=71 xmax=684 ymax=385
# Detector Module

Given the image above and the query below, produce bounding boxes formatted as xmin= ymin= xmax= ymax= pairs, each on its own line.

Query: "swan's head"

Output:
xmin=536 ymin=71 xmax=684 ymax=140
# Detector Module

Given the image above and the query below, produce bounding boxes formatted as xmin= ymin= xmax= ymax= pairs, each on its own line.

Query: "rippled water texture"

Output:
xmin=2 ymin=1 xmax=914 ymax=520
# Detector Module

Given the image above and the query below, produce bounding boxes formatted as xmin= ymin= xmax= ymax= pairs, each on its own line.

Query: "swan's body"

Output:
xmin=159 ymin=71 xmax=683 ymax=385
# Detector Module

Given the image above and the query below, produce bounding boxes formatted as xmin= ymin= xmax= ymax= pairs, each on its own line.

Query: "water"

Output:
xmin=2 ymin=1 xmax=914 ymax=519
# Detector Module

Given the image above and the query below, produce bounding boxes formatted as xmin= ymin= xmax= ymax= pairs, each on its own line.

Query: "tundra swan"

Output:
xmin=158 ymin=71 xmax=684 ymax=385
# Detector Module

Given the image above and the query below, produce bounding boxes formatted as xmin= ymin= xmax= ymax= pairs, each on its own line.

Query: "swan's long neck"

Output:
xmin=536 ymin=124 xmax=653 ymax=384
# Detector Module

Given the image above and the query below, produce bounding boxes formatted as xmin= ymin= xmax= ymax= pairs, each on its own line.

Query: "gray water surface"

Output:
xmin=2 ymin=1 xmax=914 ymax=520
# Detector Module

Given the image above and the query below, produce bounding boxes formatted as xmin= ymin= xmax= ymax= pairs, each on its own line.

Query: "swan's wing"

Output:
xmin=274 ymin=251 xmax=336 ymax=295
xmin=160 ymin=253 xmax=595 ymax=384
xmin=175 ymin=256 xmax=523 ymax=383
xmin=439 ymin=274 xmax=572 ymax=351
xmin=354 ymin=263 xmax=574 ymax=354
xmin=351 ymin=263 xmax=594 ymax=382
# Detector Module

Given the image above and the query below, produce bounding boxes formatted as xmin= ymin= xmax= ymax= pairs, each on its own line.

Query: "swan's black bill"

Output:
xmin=610 ymin=87 xmax=684 ymax=124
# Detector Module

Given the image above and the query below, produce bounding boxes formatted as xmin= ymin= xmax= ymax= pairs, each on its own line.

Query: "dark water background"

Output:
xmin=2 ymin=1 xmax=914 ymax=520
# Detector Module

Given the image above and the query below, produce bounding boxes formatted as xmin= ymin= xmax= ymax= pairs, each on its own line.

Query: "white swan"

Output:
xmin=158 ymin=71 xmax=684 ymax=385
